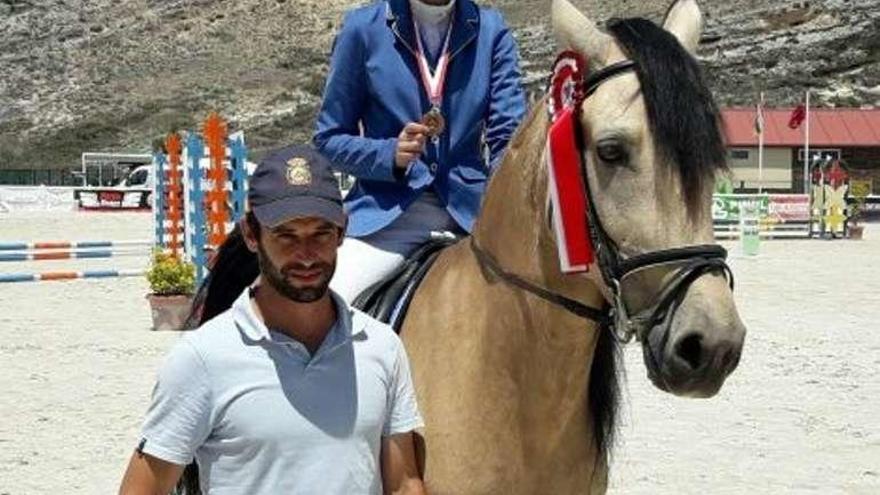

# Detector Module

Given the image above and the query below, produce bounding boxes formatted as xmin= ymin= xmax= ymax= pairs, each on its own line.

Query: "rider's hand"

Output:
xmin=395 ymin=123 xmax=429 ymax=170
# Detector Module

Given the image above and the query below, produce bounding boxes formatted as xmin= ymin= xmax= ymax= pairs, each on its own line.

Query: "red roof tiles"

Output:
xmin=721 ymin=108 xmax=880 ymax=147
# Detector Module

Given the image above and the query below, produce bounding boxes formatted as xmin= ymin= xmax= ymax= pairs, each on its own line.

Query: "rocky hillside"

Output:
xmin=1 ymin=0 xmax=878 ymax=170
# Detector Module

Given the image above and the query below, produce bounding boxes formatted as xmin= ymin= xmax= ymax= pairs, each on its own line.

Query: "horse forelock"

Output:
xmin=606 ymin=17 xmax=727 ymax=214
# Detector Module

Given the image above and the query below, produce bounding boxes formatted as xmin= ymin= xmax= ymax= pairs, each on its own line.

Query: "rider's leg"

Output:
xmin=331 ymin=237 xmax=406 ymax=303
xmin=332 ymin=191 xmax=465 ymax=303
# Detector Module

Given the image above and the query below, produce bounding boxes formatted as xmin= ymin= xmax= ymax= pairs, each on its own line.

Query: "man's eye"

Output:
xmin=596 ymin=140 xmax=628 ymax=165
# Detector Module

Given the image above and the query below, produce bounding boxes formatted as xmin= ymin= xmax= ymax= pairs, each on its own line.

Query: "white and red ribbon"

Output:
xmin=412 ymin=19 xmax=453 ymax=108
xmin=546 ymin=51 xmax=595 ymax=273
xmin=547 ymin=108 xmax=594 ymax=273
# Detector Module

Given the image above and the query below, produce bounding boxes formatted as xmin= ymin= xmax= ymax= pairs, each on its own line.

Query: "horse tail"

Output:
xmin=185 ymin=225 xmax=260 ymax=328
xmin=589 ymin=317 xmax=622 ymax=462
xmin=176 ymin=464 xmax=201 ymax=495
xmin=177 ymin=225 xmax=259 ymax=495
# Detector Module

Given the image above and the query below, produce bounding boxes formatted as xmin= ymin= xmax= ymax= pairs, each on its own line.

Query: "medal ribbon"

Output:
xmin=412 ymin=18 xmax=453 ymax=109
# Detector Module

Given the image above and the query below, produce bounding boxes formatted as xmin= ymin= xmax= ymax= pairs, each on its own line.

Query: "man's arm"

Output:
xmin=118 ymin=452 xmax=184 ymax=495
xmin=381 ymin=432 xmax=427 ymax=495
xmin=120 ymin=340 xmax=212 ymax=494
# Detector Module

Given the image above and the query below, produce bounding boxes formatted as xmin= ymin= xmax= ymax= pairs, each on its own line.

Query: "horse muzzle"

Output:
xmin=641 ymin=276 xmax=746 ymax=398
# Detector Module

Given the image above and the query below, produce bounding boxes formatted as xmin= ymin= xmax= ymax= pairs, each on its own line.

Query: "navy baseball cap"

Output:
xmin=248 ymin=145 xmax=346 ymax=228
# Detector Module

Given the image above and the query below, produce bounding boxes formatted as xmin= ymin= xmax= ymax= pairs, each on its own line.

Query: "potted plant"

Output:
xmin=848 ymin=189 xmax=867 ymax=240
xmin=146 ymin=249 xmax=196 ymax=331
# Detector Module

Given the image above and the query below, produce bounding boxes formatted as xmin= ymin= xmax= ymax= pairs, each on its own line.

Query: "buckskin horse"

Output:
xmin=184 ymin=0 xmax=746 ymax=493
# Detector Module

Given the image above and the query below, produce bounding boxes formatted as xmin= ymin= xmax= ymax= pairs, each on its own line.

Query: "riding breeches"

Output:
xmin=331 ymin=191 xmax=464 ymax=303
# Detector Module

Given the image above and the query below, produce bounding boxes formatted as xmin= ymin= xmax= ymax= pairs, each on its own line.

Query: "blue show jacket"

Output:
xmin=314 ymin=0 xmax=526 ymax=237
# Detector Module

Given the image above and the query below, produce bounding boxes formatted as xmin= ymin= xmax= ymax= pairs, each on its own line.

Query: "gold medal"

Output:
xmin=421 ymin=107 xmax=446 ymax=138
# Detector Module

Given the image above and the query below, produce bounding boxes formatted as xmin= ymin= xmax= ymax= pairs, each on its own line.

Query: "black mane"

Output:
xmin=587 ymin=17 xmax=725 ymax=470
xmin=607 ymin=18 xmax=727 ymax=212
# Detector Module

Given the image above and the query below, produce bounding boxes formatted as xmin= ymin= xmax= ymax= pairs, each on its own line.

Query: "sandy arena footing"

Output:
xmin=0 ymin=211 xmax=878 ymax=494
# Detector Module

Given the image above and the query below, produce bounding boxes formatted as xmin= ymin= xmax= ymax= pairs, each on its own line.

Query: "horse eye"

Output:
xmin=596 ymin=141 xmax=628 ymax=165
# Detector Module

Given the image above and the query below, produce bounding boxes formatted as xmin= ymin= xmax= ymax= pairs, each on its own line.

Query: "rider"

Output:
xmin=314 ymin=0 xmax=526 ymax=302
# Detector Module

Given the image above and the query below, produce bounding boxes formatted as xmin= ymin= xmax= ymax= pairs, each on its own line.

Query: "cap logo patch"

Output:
xmin=286 ymin=158 xmax=312 ymax=186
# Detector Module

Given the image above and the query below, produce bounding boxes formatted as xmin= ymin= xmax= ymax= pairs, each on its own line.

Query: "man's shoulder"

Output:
xmin=177 ymin=310 xmax=240 ymax=357
xmin=153 ymin=312 xmax=238 ymax=385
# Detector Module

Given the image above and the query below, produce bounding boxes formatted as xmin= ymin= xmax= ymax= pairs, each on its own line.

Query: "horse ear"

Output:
xmin=551 ymin=0 xmax=611 ymax=65
xmin=663 ymin=0 xmax=703 ymax=54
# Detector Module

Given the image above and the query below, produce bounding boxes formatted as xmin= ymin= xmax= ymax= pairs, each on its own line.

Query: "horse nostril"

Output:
xmin=721 ymin=346 xmax=741 ymax=374
xmin=675 ymin=334 xmax=704 ymax=371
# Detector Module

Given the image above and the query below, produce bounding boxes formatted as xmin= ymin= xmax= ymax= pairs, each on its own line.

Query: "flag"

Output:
xmin=788 ymin=104 xmax=806 ymax=129
xmin=754 ymin=98 xmax=765 ymax=136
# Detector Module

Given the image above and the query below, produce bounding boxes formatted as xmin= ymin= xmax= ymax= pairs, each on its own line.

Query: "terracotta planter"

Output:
xmin=147 ymin=294 xmax=194 ymax=331
xmin=849 ymin=225 xmax=865 ymax=240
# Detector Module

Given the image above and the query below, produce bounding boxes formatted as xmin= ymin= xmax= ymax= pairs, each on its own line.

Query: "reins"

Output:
xmin=469 ymin=238 xmax=611 ymax=326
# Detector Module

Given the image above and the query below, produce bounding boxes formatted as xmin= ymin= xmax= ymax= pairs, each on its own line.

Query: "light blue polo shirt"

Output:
xmin=139 ymin=288 xmax=423 ymax=494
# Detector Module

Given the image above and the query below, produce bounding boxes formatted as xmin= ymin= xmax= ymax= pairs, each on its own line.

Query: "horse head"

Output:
xmin=551 ymin=0 xmax=746 ymax=397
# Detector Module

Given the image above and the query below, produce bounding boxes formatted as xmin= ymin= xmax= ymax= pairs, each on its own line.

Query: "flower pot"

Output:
xmin=147 ymin=294 xmax=194 ymax=331
xmin=848 ymin=225 xmax=865 ymax=240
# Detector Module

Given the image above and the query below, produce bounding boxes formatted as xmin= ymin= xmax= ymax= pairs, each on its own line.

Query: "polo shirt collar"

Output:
xmin=232 ymin=286 xmax=365 ymax=347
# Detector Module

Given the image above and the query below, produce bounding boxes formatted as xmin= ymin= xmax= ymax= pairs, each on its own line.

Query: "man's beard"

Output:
xmin=255 ymin=242 xmax=336 ymax=303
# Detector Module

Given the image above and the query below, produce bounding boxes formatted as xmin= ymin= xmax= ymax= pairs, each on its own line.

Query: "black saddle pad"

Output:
xmin=351 ymin=236 xmax=458 ymax=332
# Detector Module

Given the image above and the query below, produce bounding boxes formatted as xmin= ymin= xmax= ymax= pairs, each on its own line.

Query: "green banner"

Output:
xmin=712 ymin=194 xmax=769 ymax=222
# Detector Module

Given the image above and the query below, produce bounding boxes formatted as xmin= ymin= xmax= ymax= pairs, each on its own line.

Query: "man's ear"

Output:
xmin=336 ymin=226 xmax=346 ymax=247
xmin=240 ymin=217 xmax=260 ymax=253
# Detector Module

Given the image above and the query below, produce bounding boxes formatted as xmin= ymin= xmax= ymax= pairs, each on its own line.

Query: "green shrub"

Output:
xmin=849 ymin=181 xmax=869 ymax=227
xmin=146 ymin=249 xmax=196 ymax=296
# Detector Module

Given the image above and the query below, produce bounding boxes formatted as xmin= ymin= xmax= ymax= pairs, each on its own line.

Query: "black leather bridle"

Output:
xmin=471 ymin=59 xmax=734 ymax=343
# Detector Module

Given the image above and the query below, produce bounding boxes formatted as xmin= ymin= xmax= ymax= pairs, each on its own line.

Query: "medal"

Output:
xmin=413 ymin=17 xmax=453 ymax=139
xmin=421 ymin=107 xmax=446 ymax=138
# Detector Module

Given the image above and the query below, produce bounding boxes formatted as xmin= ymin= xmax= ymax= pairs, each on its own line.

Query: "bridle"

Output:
xmin=471 ymin=57 xmax=733 ymax=343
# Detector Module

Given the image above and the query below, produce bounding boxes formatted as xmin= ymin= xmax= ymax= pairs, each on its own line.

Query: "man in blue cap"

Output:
xmin=120 ymin=146 xmax=426 ymax=495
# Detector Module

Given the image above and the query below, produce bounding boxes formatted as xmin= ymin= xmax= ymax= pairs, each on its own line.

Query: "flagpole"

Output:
xmin=803 ymin=90 xmax=811 ymax=193
xmin=758 ymin=92 xmax=764 ymax=194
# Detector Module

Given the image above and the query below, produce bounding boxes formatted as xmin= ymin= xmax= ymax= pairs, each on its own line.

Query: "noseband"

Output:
xmin=472 ymin=55 xmax=734 ymax=343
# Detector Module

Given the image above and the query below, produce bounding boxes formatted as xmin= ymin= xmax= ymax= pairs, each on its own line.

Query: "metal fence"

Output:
xmin=0 ymin=169 xmax=79 ymax=186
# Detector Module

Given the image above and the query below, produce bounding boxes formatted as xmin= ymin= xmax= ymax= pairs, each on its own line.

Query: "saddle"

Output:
xmin=352 ymin=235 xmax=459 ymax=332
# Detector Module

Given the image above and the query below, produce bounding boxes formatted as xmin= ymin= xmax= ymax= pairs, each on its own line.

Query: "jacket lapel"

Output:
xmin=387 ymin=0 xmax=417 ymax=56
xmin=448 ymin=0 xmax=479 ymax=60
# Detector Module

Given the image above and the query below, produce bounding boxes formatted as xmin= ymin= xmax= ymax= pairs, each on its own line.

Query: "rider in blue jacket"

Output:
xmin=315 ymin=0 xmax=526 ymax=302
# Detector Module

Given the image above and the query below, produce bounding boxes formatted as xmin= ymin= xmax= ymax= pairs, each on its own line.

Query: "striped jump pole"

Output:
xmin=151 ymin=116 xmax=248 ymax=284
xmin=0 ymin=269 xmax=145 ymax=284
xmin=0 ymin=240 xmax=153 ymax=251
xmin=0 ymin=248 xmax=150 ymax=263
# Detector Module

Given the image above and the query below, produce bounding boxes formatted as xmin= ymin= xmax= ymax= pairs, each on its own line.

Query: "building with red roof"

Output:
xmin=720 ymin=108 xmax=880 ymax=194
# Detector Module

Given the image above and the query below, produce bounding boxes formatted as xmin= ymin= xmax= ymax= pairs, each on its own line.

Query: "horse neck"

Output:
xmin=462 ymin=106 xmax=609 ymax=478
xmin=473 ymin=102 xmax=603 ymax=309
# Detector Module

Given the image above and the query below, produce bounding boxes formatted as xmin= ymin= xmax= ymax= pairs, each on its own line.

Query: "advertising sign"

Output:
xmin=766 ymin=194 xmax=811 ymax=223
xmin=713 ymin=194 xmax=810 ymax=224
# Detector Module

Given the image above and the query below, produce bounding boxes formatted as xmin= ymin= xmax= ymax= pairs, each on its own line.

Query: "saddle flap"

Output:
xmin=351 ymin=237 xmax=457 ymax=332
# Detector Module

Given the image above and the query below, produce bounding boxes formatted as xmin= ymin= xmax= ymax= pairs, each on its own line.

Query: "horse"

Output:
xmin=183 ymin=0 xmax=745 ymax=492
xmin=397 ymin=0 xmax=745 ymax=492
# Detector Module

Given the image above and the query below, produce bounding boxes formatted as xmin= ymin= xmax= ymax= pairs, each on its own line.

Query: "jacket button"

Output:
xmin=430 ymin=163 xmax=438 ymax=173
